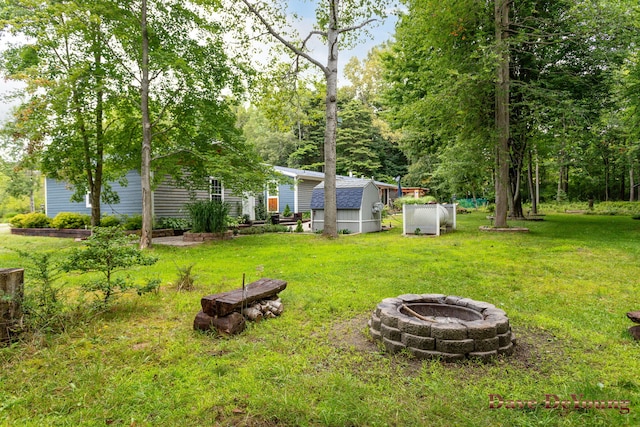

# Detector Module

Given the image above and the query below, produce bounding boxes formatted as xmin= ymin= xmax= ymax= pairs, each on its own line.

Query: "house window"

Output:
xmin=210 ymin=178 xmax=223 ymax=202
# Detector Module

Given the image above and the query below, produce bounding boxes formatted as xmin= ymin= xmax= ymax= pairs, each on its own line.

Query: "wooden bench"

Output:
xmin=200 ymin=278 xmax=287 ymax=317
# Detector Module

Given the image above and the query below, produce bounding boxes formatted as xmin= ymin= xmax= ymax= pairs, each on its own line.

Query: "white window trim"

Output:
xmin=210 ymin=178 xmax=224 ymax=202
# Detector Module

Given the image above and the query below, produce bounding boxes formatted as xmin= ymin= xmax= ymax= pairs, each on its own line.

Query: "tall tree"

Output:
xmin=236 ymin=0 xmax=391 ymax=238
xmin=1 ymin=0 xmax=129 ymax=225
xmin=110 ymin=0 xmax=271 ymax=248
xmin=383 ymin=0 xmax=637 ymax=215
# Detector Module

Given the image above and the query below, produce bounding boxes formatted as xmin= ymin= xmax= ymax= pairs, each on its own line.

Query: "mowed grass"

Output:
xmin=1 ymin=212 xmax=639 ymax=426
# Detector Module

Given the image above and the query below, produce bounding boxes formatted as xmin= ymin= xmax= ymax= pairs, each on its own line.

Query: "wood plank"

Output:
xmin=193 ymin=311 xmax=245 ymax=335
xmin=201 ymin=278 xmax=287 ymax=317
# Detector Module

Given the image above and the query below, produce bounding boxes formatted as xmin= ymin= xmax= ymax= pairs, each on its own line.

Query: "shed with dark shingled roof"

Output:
xmin=310 ymin=179 xmax=384 ymax=234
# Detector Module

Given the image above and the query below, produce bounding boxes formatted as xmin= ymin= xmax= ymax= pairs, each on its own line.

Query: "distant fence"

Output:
xmin=456 ymin=198 xmax=488 ymax=209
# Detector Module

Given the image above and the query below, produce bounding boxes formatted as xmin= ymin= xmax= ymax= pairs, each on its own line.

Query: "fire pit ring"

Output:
xmin=369 ymin=294 xmax=516 ymax=362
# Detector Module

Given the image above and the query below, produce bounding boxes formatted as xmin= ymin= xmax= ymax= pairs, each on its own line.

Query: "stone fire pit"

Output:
xmin=369 ymin=294 xmax=516 ymax=362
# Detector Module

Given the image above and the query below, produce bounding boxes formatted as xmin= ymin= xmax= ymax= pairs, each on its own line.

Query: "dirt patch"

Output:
xmin=328 ymin=316 xmax=564 ymax=373
xmin=327 ymin=313 xmax=380 ymax=353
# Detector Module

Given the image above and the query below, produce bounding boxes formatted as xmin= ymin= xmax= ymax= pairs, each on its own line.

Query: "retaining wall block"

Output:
xmin=369 ymin=313 xmax=381 ymax=331
xmin=380 ymin=323 xmax=402 ymax=342
xmin=382 ymin=337 xmax=405 ymax=354
xmin=436 ymin=338 xmax=475 ymax=354
xmin=397 ymin=316 xmax=432 ymax=336
xmin=474 ymin=336 xmax=500 ymax=352
xmin=498 ymin=342 xmax=515 ymax=356
xmin=485 ymin=315 xmax=510 ymax=334
xmin=379 ymin=308 xmax=400 ymax=329
xmin=430 ymin=322 xmax=468 ymax=340
xmin=397 ymin=294 xmax=424 ymax=303
xmin=401 ymin=333 xmax=435 ymax=351
xmin=410 ymin=348 xmax=466 ymax=362
xmin=419 ymin=294 xmax=447 ymax=303
xmin=465 ymin=320 xmax=498 ymax=339
xmin=468 ymin=350 xmax=498 ymax=362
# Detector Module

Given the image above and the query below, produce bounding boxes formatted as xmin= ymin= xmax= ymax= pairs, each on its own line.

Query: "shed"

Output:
xmin=270 ymin=166 xmax=397 ymax=216
xmin=310 ymin=179 xmax=384 ymax=234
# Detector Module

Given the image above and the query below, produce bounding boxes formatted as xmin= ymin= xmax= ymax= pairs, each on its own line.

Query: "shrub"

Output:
xmin=99 ymin=215 xmax=122 ymax=227
xmin=51 ymin=212 xmax=91 ymax=229
xmin=10 ymin=212 xmax=51 ymax=228
xmin=238 ymin=226 xmax=265 ymax=235
xmin=295 ymin=220 xmax=304 ymax=233
xmin=62 ymin=227 xmax=159 ymax=306
xmin=9 ymin=214 xmax=26 ymax=228
xmin=13 ymin=249 xmax=69 ymax=334
xmin=155 ymin=216 xmax=191 ymax=230
xmin=262 ymin=224 xmax=290 ymax=233
xmin=122 ymin=214 xmax=143 ymax=230
xmin=393 ymin=196 xmax=437 ymax=209
xmin=283 ymin=204 xmax=292 ymax=217
xmin=174 ymin=264 xmax=196 ymax=292
xmin=186 ymin=200 xmax=229 ymax=233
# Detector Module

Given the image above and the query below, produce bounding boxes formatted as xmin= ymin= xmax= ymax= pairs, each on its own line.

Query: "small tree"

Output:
xmin=63 ymin=227 xmax=158 ymax=306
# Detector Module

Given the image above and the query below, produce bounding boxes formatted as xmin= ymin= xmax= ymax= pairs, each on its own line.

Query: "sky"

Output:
xmin=0 ymin=1 xmax=399 ymax=127
xmin=282 ymin=0 xmax=398 ymax=75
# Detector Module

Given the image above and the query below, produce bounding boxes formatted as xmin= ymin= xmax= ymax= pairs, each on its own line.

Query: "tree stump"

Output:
xmin=0 ymin=268 xmax=24 ymax=342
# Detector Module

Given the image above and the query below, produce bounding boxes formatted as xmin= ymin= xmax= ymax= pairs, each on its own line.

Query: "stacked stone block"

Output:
xmin=369 ymin=294 xmax=516 ymax=362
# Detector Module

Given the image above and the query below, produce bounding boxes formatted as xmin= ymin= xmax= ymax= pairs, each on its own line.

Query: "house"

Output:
xmin=45 ymin=170 xmax=250 ymax=220
xmin=309 ymin=179 xmax=385 ymax=234
xmin=269 ymin=166 xmax=396 ymax=215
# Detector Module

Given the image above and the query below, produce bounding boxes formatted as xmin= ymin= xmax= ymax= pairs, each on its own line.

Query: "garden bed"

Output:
xmin=10 ymin=228 xmax=178 ymax=239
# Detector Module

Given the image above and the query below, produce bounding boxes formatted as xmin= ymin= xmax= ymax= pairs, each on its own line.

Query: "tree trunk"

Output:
xmin=140 ymin=0 xmax=153 ymax=249
xmin=631 ymin=164 xmax=635 ymax=202
xmin=527 ymin=149 xmax=537 ymax=215
xmin=322 ymin=0 xmax=340 ymax=238
xmin=494 ymin=0 xmax=510 ymax=228
xmin=91 ymin=25 xmax=104 ymax=227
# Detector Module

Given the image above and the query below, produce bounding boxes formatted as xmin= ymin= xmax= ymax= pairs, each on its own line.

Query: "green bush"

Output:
xmin=283 ymin=204 xmax=292 ymax=217
xmin=122 ymin=215 xmax=143 ymax=230
xmin=13 ymin=249 xmax=69 ymax=334
xmin=9 ymin=214 xmax=26 ymax=228
xmin=262 ymin=224 xmax=290 ymax=233
xmin=238 ymin=226 xmax=265 ymax=235
xmin=99 ymin=215 xmax=122 ymax=227
xmin=10 ymin=212 xmax=51 ymax=228
xmin=186 ymin=200 xmax=229 ymax=233
xmin=155 ymin=216 xmax=191 ymax=230
xmin=237 ymin=224 xmax=292 ymax=235
xmin=51 ymin=212 xmax=91 ymax=229
xmin=295 ymin=220 xmax=304 ymax=233
xmin=393 ymin=196 xmax=437 ymax=209
xmin=62 ymin=227 xmax=159 ymax=306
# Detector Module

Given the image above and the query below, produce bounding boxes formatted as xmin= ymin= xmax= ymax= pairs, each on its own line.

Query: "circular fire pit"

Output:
xmin=369 ymin=294 xmax=516 ymax=362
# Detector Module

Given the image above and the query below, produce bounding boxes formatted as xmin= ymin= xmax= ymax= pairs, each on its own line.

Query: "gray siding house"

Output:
xmin=310 ymin=179 xmax=384 ymax=234
xmin=45 ymin=171 xmax=246 ymax=220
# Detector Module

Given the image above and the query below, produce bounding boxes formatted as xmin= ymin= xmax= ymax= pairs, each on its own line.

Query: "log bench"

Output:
xmin=194 ymin=278 xmax=287 ymax=334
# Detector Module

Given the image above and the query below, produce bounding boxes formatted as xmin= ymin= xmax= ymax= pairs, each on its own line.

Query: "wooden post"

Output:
xmin=0 ymin=268 xmax=24 ymax=342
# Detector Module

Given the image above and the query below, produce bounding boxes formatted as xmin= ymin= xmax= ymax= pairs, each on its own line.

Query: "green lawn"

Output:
xmin=1 ymin=212 xmax=639 ymax=426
